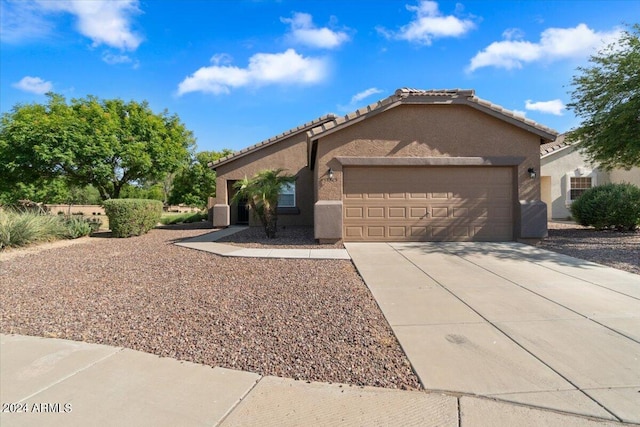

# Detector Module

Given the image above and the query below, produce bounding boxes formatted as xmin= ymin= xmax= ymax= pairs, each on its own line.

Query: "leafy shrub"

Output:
xmin=63 ymin=217 xmax=94 ymax=238
xmin=103 ymin=199 xmax=163 ymax=238
xmin=0 ymin=211 xmax=67 ymax=249
xmin=570 ymin=183 xmax=640 ymax=231
xmin=159 ymin=211 xmax=207 ymax=225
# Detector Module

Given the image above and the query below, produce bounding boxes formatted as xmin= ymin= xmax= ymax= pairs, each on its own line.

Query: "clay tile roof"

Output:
xmin=308 ymin=88 xmax=558 ymax=142
xmin=209 ymin=114 xmax=337 ymax=169
xmin=540 ymin=134 xmax=574 ymax=158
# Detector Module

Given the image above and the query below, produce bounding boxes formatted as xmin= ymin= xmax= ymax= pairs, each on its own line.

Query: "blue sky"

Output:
xmin=1 ymin=1 xmax=637 ymax=153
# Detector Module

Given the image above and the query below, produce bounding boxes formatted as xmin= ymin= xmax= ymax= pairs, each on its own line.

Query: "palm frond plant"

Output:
xmin=232 ymin=169 xmax=296 ymax=238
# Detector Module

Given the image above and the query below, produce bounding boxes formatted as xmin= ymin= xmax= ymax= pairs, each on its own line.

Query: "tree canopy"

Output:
xmin=169 ymin=149 xmax=233 ymax=208
xmin=566 ymin=24 xmax=640 ymax=170
xmin=0 ymin=93 xmax=196 ymax=200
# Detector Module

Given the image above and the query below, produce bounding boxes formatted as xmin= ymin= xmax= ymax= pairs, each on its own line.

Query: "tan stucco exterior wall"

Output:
xmin=314 ymin=105 xmax=541 ymax=204
xmin=610 ymin=167 xmax=640 ymax=186
xmin=214 ymin=134 xmax=314 ymax=227
xmin=542 ymin=145 xmax=640 ymax=219
xmin=541 ymin=146 xmax=608 ymax=219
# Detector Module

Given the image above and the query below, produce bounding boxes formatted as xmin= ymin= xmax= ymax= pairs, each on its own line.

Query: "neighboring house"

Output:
xmin=540 ymin=134 xmax=640 ymax=219
xmin=211 ymin=88 xmax=557 ymax=242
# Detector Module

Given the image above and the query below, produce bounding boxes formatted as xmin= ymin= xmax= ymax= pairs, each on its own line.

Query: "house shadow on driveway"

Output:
xmin=393 ymin=240 xmax=634 ymax=272
xmin=345 ymin=241 xmax=640 ymax=423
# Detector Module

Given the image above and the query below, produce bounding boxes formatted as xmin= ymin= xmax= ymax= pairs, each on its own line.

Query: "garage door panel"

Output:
xmin=431 ymin=207 xmax=448 ymax=218
xmin=343 ymin=166 xmax=514 ymax=242
xmin=452 ymin=226 xmax=472 ymax=237
xmin=453 ymin=207 xmax=469 ymax=218
xmin=367 ymin=207 xmax=385 ymax=218
xmin=492 ymin=206 xmax=512 ymax=219
xmin=411 ymin=207 xmax=427 ymax=218
xmin=388 ymin=226 xmax=406 ymax=237
xmin=345 ymin=226 xmax=364 ymax=238
xmin=471 ymin=207 xmax=488 ymax=218
xmin=345 ymin=207 xmax=363 ymax=218
xmin=367 ymin=226 xmax=385 ymax=237
xmin=431 ymin=226 xmax=448 ymax=238
xmin=388 ymin=207 xmax=406 ymax=218
xmin=344 ymin=193 xmax=363 ymax=200
xmin=430 ymin=192 xmax=449 ymax=199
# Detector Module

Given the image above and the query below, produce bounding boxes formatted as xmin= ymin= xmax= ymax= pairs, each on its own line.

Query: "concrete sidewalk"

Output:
xmin=175 ymin=226 xmax=351 ymax=260
xmin=1 ymin=334 xmax=629 ymax=426
xmin=345 ymin=242 xmax=640 ymax=425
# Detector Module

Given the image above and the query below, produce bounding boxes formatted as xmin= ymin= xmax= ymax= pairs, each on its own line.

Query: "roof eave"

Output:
xmin=210 ymin=114 xmax=337 ymax=170
xmin=465 ymin=101 xmax=558 ymax=142
xmin=306 ymin=89 xmax=559 ymax=144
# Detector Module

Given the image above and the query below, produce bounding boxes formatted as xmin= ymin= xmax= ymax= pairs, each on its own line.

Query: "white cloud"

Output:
xmin=350 ymin=88 xmax=383 ymax=104
xmin=12 ymin=76 xmax=53 ymax=94
xmin=2 ymin=0 xmax=142 ymax=50
xmin=469 ymin=23 xmax=621 ymax=71
xmin=101 ymin=51 xmax=139 ymax=68
xmin=38 ymin=0 xmax=142 ymax=50
xmin=0 ymin=0 xmax=53 ymax=43
xmin=281 ymin=12 xmax=349 ymax=49
xmin=210 ymin=53 xmax=233 ymax=65
xmin=178 ymin=49 xmax=328 ymax=96
xmin=379 ymin=1 xmax=475 ymax=45
xmin=525 ymin=99 xmax=565 ymax=116
xmin=337 ymin=88 xmax=385 ymax=112
xmin=502 ymin=28 xmax=525 ymax=40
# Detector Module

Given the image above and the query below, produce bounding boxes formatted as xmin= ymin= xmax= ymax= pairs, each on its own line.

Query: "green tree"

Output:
xmin=120 ymin=182 xmax=165 ymax=201
xmin=231 ymin=169 xmax=296 ymax=238
xmin=0 ymin=93 xmax=195 ymax=200
xmin=168 ymin=149 xmax=233 ymax=208
xmin=0 ymin=178 xmax=68 ymax=206
xmin=566 ymin=24 xmax=640 ymax=170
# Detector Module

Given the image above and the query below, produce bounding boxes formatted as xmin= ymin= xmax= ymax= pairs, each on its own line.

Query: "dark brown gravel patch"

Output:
xmin=217 ymin=226 xmax=344 ymax=249
xmin=0 ymin=224 xmax=420 ymax=390
xmin=537 ymin=222 xmax=639 ymax=275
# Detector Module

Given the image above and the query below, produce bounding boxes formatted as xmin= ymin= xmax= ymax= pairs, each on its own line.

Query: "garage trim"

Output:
xmin=335 ymin=156 xmax=526 ymax=167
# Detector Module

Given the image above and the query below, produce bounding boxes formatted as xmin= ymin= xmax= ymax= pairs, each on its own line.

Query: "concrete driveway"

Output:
xmin=345 ymin=242 xmax=640 ymax=424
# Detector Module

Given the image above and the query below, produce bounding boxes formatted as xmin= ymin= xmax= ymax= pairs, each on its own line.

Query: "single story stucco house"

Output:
xmin=211 ymin=88 xmax=558 ymax=243
xmin=540 ymin=134 xmax=640 ymax=219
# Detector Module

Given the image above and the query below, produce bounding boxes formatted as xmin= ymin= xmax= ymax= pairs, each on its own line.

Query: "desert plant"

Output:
xmin=570 ymin=183 xmax=640 ymax=231
xmin=231 ymin=169 xmax=296 ymax=238
xmin=103 ymin=199 xmax=163 ymax=238
xmin=0 ymin=210 xmax=67 ymax=249
xmin=63 ymin=217 xmax=94 ymax=238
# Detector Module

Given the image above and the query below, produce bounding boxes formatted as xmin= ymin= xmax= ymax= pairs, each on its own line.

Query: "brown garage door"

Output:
xmin=343 ymin=166 xmax=514 ymax=242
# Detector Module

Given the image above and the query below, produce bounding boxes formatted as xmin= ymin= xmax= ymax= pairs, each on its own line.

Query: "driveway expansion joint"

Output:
xmin=393 ymin=245 xmax=626 ymax=423
xmin=346 ymin=242 xmax=639 ymax=423
xmin=15 ymin=345 xmax=125 ymax=404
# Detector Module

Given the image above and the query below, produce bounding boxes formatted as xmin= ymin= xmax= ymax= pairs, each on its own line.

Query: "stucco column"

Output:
xmin=213 ymin=204 xmax=230 ymax=227
xmin=519 ymin=200 xmax=547 ymax=239
xmin=314 ymin=200 xmax=342 ymax=242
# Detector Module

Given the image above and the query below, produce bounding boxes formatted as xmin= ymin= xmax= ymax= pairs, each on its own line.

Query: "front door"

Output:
xmin=237 ymin=197 xmax=249 ymax=224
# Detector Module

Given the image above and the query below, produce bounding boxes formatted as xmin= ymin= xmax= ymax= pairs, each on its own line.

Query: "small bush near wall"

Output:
xmin=103 ymin=199 xmax=163 ymax=238
xmin=571 ymin=183 xmax=640 ymax=231
xmin=159 ymin=211 xmax=207 ymax=225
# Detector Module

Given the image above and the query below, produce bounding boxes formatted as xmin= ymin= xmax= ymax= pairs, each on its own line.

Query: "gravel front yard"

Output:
xmin=1 ymin=221 xmax=637 ymax=392
xmin=217 ymin=225 xmax=344 ymax=249
xmin=0 ymin=224 xmax=420 ymax=390
xmin=537 ymin=222 xmax=639 ymax=275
